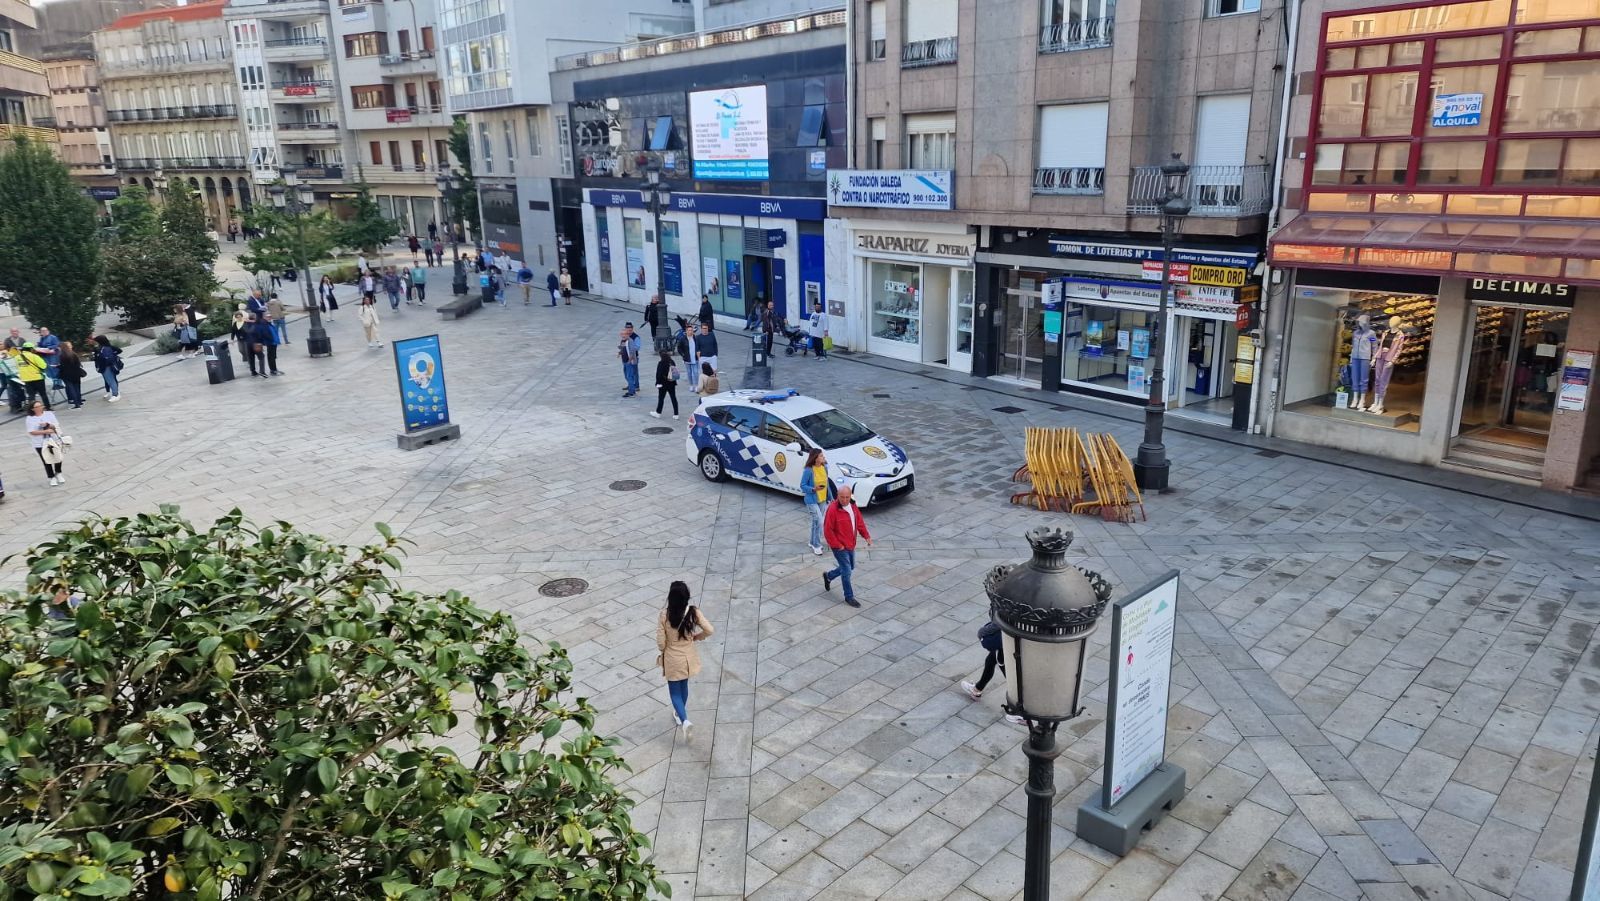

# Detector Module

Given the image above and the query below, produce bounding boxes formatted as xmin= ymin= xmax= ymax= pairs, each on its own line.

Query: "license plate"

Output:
xmin=888 ymin=478 xmax=908 ymax=491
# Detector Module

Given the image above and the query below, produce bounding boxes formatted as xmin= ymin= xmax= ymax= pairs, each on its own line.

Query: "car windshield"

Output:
xmin=794 ymin=408 xmax=876 ymax=450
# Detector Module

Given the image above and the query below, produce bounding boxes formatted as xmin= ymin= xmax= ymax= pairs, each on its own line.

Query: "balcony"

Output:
xmin=285 ymin=164 xmax=344 ymax=181
xmin=263 ymin=36 xmax=329 ymax=62
xmin=901 ymin=37 xmax=957 ymax=69
xmin=1127 ymin=164 xmax=1271 ymax=217
xmin=0 ymin=48 xmax=49 ymax=97
xmin=0 ymin=123 xmax=58 ymax=145
xmin=379 ymin=104 xmax=448 ymax=127
xmin=128 ymin=156 xmax=247 ymax=171
xmin=378 ymin=50 xmax=437 ymax=76
xmin=1039 ymin=17 xmax=1113 ymax=53
xmin=277 ymin=121 xmax=341 ymax=143
xmin=108 ymin=105 xmax=239 ymax=123
xmin=271 ymin=80 xmax=334 ymax=102
xmin=1033 ymin=166 xmax=1105 ymax=196
xmin=369 ymin=162 xmax=444 ymax=185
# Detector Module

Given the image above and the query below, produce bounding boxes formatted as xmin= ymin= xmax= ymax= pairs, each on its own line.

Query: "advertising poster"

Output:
xmin=661 ymin=222 xmax=682 ymax=296
xmin=1131 ymin=329 xmax=1151 ymax=360
xmin=689 ymin=85 xmax=770 ymax=180
xmin=1103 ymin=571 xmax=1179 ymax=809
xmin=703 ymin=257 xmax=721 ymax=297
xmin=1117 ymin=329 xmax=1131 ymax=352
xmin=623 ymin=217 xmax=645 ymax=288
xmin=1431 ymin=92 xmax=1483 ymax=128
xmin=827 ymin=169 xmax=955 ymax=211
xmin=725 ymin=260 xmax=743 ymax=300
xmin=1561 ymin=350 xmax=1594 ymax=413
xmin=393 ymin=334 xmax=450 ymax=433
xmin=597 ymin=215 xmax=612 ymax=283
xmin=1128 ymin=364 xmax=1148 ymax=395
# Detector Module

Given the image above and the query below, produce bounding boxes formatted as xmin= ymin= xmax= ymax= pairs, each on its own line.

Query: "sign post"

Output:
xmin=393 ymin=334 xmax=460 ymax=449
xmin=1077 ymin=570 xmax=1186 ymax=855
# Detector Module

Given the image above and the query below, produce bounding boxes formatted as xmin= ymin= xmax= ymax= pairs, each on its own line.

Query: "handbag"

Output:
xmin=41 ymin=436 xmax=64 ymax=464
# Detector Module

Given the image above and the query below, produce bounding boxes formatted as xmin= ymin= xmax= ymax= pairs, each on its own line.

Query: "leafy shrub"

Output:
xmin=323 ymin=263 xmax=359 ymax=284
xmin=0 ymin=508 xmax=662 ymax=900
xmin=150 ymin=332 xmax=179 ymax=354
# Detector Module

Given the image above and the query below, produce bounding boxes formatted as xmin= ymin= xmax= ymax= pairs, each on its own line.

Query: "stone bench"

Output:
xmin=437 ymin=294 xmax=482 ymax=320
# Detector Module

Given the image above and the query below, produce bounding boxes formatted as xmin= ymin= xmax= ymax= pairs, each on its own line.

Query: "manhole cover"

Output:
xmin=873 ymin=393 xmax=891 ymax=399
xmin=994 ymin=405 xmax=1025 ymax=414
xmin=609 ymin=480 xmax=647 ymax=491
xmin=643 ymin=426 xmax=674 ymax=434
xmin=539 ymin=578 xmax=589 ymax=597
xmin=1255 ymin=450 xmax=1284 ymax=458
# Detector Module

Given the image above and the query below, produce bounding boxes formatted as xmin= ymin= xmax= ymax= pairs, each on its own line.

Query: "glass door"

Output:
xmin=1000 ymin=270 xmax=1046 ymax=382
xmin=948 ymin=269 xmax=974 ymax=373
xmin=1458 ymin=304 xmax=1569 ymax=444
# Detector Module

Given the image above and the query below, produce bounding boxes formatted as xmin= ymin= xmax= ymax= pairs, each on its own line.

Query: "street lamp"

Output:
xmin=268 ymin=171 xmax=332 ymax=357
xmin=1132 ymin=153 xmax=1191 ymax=493
xmin=435 ymin=169 xmax=467 ymax=296
xmin=643 ymin=160 xmax=670 ymax=305
xmin=986 ymin=527 xmax=1111 ymax=901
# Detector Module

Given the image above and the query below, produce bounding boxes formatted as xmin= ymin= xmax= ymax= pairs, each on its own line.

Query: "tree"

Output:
xmin=106 ymin=185 xmax=159 ymax=243
xmin=446 ymin=117 xmax=480 ymax=241
xmin=99 ymin=236 xmax=216 ymax=328
xmin=239 ymin=203 xmax=339 ymax=307
xmin=336 ymin=180 xmax=400 ymax=261
xmin=159 ymin=182 xmax=217 ymax=269
xmin=0 ymin=137 xmax=102 ymax=341
xmin=0 ymin=508 xmax=664 ymax=900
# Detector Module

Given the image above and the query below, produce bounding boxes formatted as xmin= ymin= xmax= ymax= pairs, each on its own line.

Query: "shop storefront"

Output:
xmin=840 ymin=224 xmax=976 ymax=368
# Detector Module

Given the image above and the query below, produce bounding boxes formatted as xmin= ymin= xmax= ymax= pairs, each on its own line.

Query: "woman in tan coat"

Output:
xmin=657 ymin=580 xmax=713 ymax=734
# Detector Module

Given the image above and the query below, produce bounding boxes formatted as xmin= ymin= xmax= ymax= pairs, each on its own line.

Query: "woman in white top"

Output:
xmin=25 ymin=400 xmax=63 ymax=485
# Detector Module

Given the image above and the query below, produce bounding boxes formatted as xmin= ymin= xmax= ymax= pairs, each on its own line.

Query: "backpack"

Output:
xmin=978 ymin=621 xmax=1002 ymax=651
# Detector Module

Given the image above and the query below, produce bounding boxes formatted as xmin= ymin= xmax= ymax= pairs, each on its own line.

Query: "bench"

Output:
xmin=436 ymin=294 xmax=482 ymax=320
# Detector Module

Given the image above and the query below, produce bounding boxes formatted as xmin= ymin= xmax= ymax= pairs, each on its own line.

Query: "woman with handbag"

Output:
xmin=172 ymin=305 xmax=200 ymax=360
xmin=652 ymin=350 xmax=680 ymax=419
xmin=359 ymin=295 xmax=383 ymax=348
xmin=318 ymin=275 xmax=339 ymax=320
xmin=89 ymin=335 xmax=122 ymax=403
xmin=56 ymin=342 xmax=85 ymax=409
xmin=656 ymin=581 xmax=713 ymax=736
xmin=25 ymin=400 xmax=65 ymax=486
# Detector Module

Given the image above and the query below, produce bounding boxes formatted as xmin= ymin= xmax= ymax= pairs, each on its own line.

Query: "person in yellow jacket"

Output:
xmin=15 ymin=342 xmax=51 ymax=411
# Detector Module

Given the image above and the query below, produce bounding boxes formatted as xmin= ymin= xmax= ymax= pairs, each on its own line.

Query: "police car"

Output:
xmin=686 ymin=389 xmax=915 ymax=507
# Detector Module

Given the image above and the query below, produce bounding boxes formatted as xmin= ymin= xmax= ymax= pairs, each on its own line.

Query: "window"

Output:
xmin=867 ymin=118 xmax=886 ymax=168
xmin=1512 ymin=0 xmax=1598 ymax=24
xmin=503 ymin=120 xmax=516 ymax=174
xmin=526 ymin=110 xmax=542 ymax=156
xmin=1036 ymin=102 xmax=1107 ymax=194
xmin=350 ymin=85 xmax=391 ymax=109
xmin=793 ymin=409 xmax=875 ymax=450
xmin=386 ymin=140 xmax=400 ymax=169
xmin=648 ymin=115 xmax=673 ymax=151
xmin=369 ymin=141 xmax=383 ymax=164
xmin=905 ymin=112 xmax=955 ymax=169
xmin=420 ymin=27 xmax=436 ymax=52
xmin=1416 ymin=141 xmax=1486 ymax=183
xmin=1425 ymin=65 xmax=1496 ymax=136
xmin=725 ymin=407 xmax=763 ymax=435
xmin=1325 ymin=0 xmax=1510 ymax=43
xmin=412 ymin=140 xmax=425 ymax=168
xmin=556 ymin=114 xmax=573 ymax=177
xmin=904 ymin=0 xmax=957 ymax=42
xmin=1040 ymin=0 xmax=1116 ymax=50
xmin=1208 ymin=0 xmax=1259 ymax=15
xmin=397 ymin=30 xmax=412 ymax=55
xmin=1311 ymin=142 xmax=1409 ymax=185
xmin=478 ymin=122 xmax=492 ymax=171
xmin=1503 ymin=60 xmax=1600 ymax=133
xmin=870 ymin=260 xmax=921 ymax=345
xmin=797 ymin=106 xmax=827 ymax=148
xmin=238 ymin=66 xmax=264 ymax=90
xmin=1283 ymin=286 xmax=1436 ymax=431
xmin=343 ymin=33 xmax=386 ymax=58
xmin=761 ymin=414 xmax=800 ymax=447
xmin=1497 ymin=138 xmax=1600 ymax=186
xmin=868 ymin=0 xmax=886 ymax=60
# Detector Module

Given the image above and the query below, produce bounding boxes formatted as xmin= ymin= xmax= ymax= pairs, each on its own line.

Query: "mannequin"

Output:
xmin=1348 ymin=314 xmax=1377 ymax=411
xmin=1370 ymin=316 xmax=1407 ymax=415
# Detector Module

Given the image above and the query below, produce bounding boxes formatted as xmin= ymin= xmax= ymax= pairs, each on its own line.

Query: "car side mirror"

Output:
xmin=786 ymin=442 xmax=802 ymax=453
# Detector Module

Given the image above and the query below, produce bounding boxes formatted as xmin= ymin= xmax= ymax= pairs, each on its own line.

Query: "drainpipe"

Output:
xmin=1255 ymin=0 xmax=1303 ymax=436
xmin=844 ymin=1 xmax=855 ymax=169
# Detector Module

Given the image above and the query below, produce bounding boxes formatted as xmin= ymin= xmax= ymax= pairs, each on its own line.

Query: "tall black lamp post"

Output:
xmin=267 ymin=171 xmax=332 ymax=358
xmin=987 ymin=527 xmax=1110 ymax=901
xmin=1132 ymin=154 xmax=1192 ymax=493
xmin=435 ymin=169 xmax=468 ymax=296
xmin=643 ymin=161 xmax=670 ymax=304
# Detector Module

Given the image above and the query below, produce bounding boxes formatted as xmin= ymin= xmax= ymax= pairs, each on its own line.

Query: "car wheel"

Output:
xmin=699 ymin=449 xmax=728 ymax=482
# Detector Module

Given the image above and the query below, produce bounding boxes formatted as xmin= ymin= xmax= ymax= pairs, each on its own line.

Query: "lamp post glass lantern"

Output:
xmin=436 ymin=170 xmax=467 ymax=296
xmin=272 ymin=172 xmax=332 ymax=357
xmin=643 ymin=162 xmax=668 ymax=303
xmin=1132 ymin=153 xmax=1191 ymax=494
xmin=986 ymin=527 xmax=1112 ymax=901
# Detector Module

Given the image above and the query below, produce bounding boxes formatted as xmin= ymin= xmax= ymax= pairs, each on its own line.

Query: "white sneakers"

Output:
xmin=961 ymin=681 xmax=982 ymax=701
xmin=811 ymin=545 xmax=824 ymax=556
xmin=48 ymin=477 xmax=57 ymax=486
xmin=650 ymin=411 xmax=661 ymax=418
xmin=1006 ymin=714 xmax=1027 ymax=726
xmin=107 ymin=395 xmax=120 ymax=403
xmin=55 ymin=474 xmax=64 ymax=485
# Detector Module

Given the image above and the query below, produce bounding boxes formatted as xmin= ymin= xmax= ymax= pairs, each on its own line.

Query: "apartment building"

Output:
xmin=41 ymin=49 xmax=118 ymax=198
xmin=327 ymin=0 xmax=451 ymax=234
xmin=829 ymin=0 xmax=1285 ymax=431
xmin=94 ymin=0 xmax=250 ymax=227
xmin=224 ymin=0 xmax=353 ymax=207
xmin=0 ymin=0 xmax=55 ymax=153
xmin=436 ymin=0 xmax=694 ymax=273
xmin=1259 ymin=0 xmax=1600 ymax=493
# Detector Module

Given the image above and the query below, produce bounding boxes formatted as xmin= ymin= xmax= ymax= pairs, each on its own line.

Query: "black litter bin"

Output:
xmin=203 ymin=338 xmax=235 ymax=384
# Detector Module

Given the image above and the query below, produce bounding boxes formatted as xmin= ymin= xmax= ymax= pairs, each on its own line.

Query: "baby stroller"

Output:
xmin=781 ymin=323 xmax=814 ymax=357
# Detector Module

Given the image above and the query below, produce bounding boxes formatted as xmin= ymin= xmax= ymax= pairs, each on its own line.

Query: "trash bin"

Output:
xmin=750 ymin=332 xmax=768 ymax=369
xmin=203 ymin=338 xmax=235 ymax=384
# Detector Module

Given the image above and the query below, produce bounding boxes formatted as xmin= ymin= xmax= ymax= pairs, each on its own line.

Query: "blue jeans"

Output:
xmin=63 ymin=379 xmax=81 ymax=406
xmin=623 ymin=362 xmax=639 ymax=394
xmin=667 ymin=679 xmax=689 ymax=723
xmin=807 ymin=503 xmax=823 ymax=548
xmin=272 ymin=320 xmax=288 ymax=344
xmin=102 ymin=368 xmax=119 ymax=397
xmin=388 ymin=290 xmax=401 ymax=310
xmin=825 ymin=549 xmax=855 ymax=600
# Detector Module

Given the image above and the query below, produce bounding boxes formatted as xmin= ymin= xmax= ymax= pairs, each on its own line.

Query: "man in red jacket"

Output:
xmin=822 ymin=484 xmax=872 ymax=608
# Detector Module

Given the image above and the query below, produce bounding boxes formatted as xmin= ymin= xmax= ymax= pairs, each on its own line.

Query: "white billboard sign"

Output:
xmin=1103 ymin=571 xmax=1179 ymax=809
xmin=689 ymin=85 xmax=769 ymax=181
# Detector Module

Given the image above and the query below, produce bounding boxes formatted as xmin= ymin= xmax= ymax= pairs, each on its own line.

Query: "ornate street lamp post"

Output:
xmin=987 ymin=527 xmax=1112 ymax=901
xmin=435 ymin=169 xmax=468 ymax=296
xmin=267 ymin=172 xmax=332 ymax=357
xmin=1132 ymin=154 xmax=1192 ymax=493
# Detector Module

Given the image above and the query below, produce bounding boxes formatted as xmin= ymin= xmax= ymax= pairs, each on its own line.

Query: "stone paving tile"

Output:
xmin=16 ymin=291 xmax=1597 ymax=900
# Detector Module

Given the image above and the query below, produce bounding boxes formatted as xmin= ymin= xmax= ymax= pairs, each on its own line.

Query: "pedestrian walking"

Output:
xmin=674 ymin=317 xmax=700 ymax=393
xmin=15 ymin=343 xmax=50 ymax=411
xmin=35 ymin=326 xmax=60 ymax=382
xmin=695 ymin=322 xmax=719 ymax=376
xmin=3 ymin=328 xmax=22 ymax=350
xmin=267 ymin=294 xmax=289 ymax=345
xmin=409 ymin=265 xmax=428 ymax=305
xmin=0 ymin=350 xmax=22 ymax=413
xmin=427 ymin=219 xmax=438 ymax=242
xmin=656 ymin=580 xmax=713 ymax=735
xmin=228 ymin=222 xmax=238 ymax=243
xmin=359 ymin=296 xmax=383 ymax=348
xmin=698 ymin=294 xmax=715 ymax=330
xmin=56 ymin=342 xmax=84 ymax=409
xmin=487 ymin=267 xmax=504 ymax=306
xmin=744 ymin=295 xmax=762 ymax=331
xmin=808 ymin=301 xmax=829 ymax=360
xmin=643 ymin=294 xmax=670 ymax=353
xmin=258 ymin=313 xmax=283 ymax=377
xmin=698 ymin=361 xmax=719 ymax=395
xmin=800 ymin=448 xmax=831 ymax=555
xmin=407 ymin=234 xmax=421 ymax=264
xmin=961 ymin=621 xmax=1027 ymax=724
xmin=652 ymin=350 xmax=680 ymax=419
xmin=360 ymin=270 xmax=377 ymax=306
xmin=26 ymin=400 xmax=65 ymax=486
xmin=432 ymin=239 xmax=444 ymax=267
xmin=357 ymin=253 xmax=369 ymax=275
xmin=318 ymin=275 xmax=339 ymax=319
xmin=760 ymin=299 xmax=777 ymax=358
xmin=246 ymin=288 xmax=267 ymax=320
xmin=517 ymin=264 xmax=535 ymax=304
xmin=242 ymin=314 xmax=267 ymax=378
xmin=546 ymin=269 xmax=560 ymax=306
xmin=822 ymin=484 xmax=871 ymax=608
xmin=618 ymin=324 xmax=641 ymax=397
xmin=559 ymin=267 xmax=572 ymax=304
xmin=383 ymin=267 xmax=404 ymax=311
xmin=172 ymin=305 xmax=201 ymax=359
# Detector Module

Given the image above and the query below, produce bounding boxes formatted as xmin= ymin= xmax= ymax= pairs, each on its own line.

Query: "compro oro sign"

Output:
xmin=1104 ymin=570 xmax=1179 ymax=809
xmin=689 ymin=85 xmax=769 ymax=181
xmin=828 ymin=169 xmax=953 ymax=211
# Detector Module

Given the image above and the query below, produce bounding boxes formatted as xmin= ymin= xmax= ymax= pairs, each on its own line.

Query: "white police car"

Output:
xmin=686 ymin=389 xmax=915 ymax=507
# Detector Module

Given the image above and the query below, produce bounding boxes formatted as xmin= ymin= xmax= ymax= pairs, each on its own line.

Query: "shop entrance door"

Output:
xmin=1450 ymin=303 xmax=1569 ymax=479
xmin=1169 ymin=316 xmax=1237 ymax=424
xmin=998 ymin=271 xmax=1046 ymax=383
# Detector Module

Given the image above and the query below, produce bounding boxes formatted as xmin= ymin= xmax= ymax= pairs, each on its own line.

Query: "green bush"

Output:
xmin=150 ymin=332 xmax=180 ymax=354
xmin=323 ymin=263 xmax=359 ymax=284
xmin=0 ymin=509 xmax=663 ymax=900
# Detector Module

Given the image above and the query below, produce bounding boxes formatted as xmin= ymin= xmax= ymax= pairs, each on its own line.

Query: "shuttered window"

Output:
xmin=1038 ymin=102 xmax=1108 ymax=169
xmin=1193 ymin=94 xmax=1251 ymax=169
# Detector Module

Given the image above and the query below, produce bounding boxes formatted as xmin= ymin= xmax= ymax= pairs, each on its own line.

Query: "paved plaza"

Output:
xmin=1 ymin=286 xmax=1598 ymax=901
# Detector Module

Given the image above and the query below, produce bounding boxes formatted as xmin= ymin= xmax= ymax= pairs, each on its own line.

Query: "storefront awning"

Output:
xmin=1269 ymin=214 xmax=1600 ymax=286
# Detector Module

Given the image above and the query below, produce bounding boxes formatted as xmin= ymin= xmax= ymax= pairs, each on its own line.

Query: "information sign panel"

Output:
xmin=1102 ymin=570 xmax=1179 ymax=810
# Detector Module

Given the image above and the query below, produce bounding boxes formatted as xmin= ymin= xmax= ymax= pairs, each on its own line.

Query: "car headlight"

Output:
xmin=837 ymin=462 xmax=871 ymax=478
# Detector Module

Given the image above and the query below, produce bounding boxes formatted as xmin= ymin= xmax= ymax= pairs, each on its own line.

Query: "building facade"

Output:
xmin=0 ymin=0 xmax=56 ymax=153
xmin=549 ymin=8 xmax=845 ymax=320
xmin=94 ymin=0 xmax=251 ymax=226
xmin=436 ymin=0 xmax=695 ymax=274
xmin=1262 ymin=0 xmax=1600 ymax=492
xmin=327 ymin=0 xmax=450 ymax=234
xmin=41 ymin=49 xmax=117 ymax=197
xmin=827 ymin=0 xmax=1286 ymax=431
